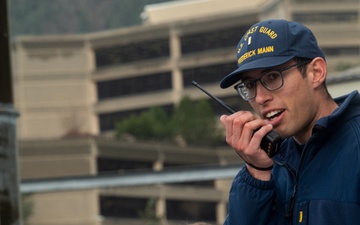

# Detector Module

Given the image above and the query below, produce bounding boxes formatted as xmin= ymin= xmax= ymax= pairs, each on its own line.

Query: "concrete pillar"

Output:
xmin=153 ymin=150 xmax=164 ymax=172
xmin=170 ymin=27 xmax=183 ymax=104
xmin=156 ymin=196 xmax=168 ymax=225
xmin=216 ymin=200 xmax=227 ymax=225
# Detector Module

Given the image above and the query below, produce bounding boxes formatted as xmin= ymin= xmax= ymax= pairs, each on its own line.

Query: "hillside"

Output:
xmin=8 ymin=0 xmax=175 ymax=37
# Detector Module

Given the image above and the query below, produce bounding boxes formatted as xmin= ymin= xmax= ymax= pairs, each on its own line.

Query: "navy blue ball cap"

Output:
xmin=220 ymin=19 xmax=326 ymax=88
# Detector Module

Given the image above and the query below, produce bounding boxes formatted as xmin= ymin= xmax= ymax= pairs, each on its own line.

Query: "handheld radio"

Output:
xmin=192 ymin=81 xmax=282 ymax=157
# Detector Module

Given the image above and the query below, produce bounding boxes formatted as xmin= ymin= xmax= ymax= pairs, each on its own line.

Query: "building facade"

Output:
xmin=11 ymin=0 xmax=360 ymax=224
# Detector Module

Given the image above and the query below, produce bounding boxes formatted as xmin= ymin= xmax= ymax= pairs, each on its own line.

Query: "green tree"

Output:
xmin=116 ymin=96 xmax=223 ymax=146
xmin=9 ymin=0 xmax=177 ymax=37
xmin=172 ymin=96 xmax=223 ymax=146
xmin=138 ymin=198 xmax=161 ymax=225
xmin=116 ymin=106 xmax=173 ymax=140
xmin=22 ymin=194 xmax=34 ymax=224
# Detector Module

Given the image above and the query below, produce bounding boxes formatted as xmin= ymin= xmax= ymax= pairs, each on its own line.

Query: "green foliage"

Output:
xmin=8 ymin=0 xmax=177 ymax=37
xmin=138 ymin=198 xmax=161 ymax=225
xmin=116 ymin=96 xmax=223 ymax=146
xmin=22 ymin=194 xmax=34 ymax=224
xmin=116 ymin=107 xmax=173 ymax=140
xmin=172 ymin=96 xmax=222 ymax=145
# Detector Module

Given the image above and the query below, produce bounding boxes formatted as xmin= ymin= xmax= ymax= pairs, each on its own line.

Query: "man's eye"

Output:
xmin=265 ymin=72 xmax=281 ymax=81
xmin=245 ymin=81 xmax=256 ymax=89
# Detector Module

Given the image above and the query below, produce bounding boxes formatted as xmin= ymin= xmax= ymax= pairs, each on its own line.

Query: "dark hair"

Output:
xmin=294 ymin=57 xmax=311 ymax=77
xmin=293 ymin=57 xmax=331 ymax=98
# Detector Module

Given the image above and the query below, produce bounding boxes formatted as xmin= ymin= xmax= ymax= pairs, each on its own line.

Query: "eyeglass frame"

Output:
xmin=233 ymin=61 xmax=311 ymax=101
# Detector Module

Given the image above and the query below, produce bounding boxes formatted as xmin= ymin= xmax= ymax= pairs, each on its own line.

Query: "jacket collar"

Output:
xmin=274 ymin=90 xmax=360 ymax=167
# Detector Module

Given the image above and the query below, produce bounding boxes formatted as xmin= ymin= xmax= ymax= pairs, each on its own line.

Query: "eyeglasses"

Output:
xmin=234 ymin=61 xmax=309 ymax=101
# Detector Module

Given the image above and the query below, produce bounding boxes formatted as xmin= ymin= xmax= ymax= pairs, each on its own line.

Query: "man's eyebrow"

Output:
xmin=241 ymin=65 xmax=282 ymax=81
xmin=244 ymin=68 xmax=271 ymax=79
xmin=261 ymin=67 xmax=278 ymax=74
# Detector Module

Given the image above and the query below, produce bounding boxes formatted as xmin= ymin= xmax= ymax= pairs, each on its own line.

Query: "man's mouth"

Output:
xmin=265 ymin=110 xmax=284 ymax=121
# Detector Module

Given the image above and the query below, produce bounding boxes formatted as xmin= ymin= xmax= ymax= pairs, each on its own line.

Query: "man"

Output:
xmin=219 ymin=19 xmax=360 ymax=225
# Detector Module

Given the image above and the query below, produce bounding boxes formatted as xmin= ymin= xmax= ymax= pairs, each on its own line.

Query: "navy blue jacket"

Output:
xmin=224 ymin=91 xmax=360 ymax=225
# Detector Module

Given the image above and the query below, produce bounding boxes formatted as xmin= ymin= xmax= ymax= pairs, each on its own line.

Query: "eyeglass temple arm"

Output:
xmin=192 ymin=81 xmax=237 ymax=114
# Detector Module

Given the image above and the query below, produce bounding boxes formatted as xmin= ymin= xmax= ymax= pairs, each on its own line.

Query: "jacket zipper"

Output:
xmin=284 ymin=163 xmax=297 ymax=221
xmin=284 ymin=140 xmax=310 ymax=224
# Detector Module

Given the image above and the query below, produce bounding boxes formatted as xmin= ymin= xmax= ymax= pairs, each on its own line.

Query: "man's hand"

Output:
xmin=220 ymin=111 xmax=274 ymax=181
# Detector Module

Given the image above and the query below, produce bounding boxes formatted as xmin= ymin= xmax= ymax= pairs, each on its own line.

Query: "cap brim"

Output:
xmin=220 ymin=56 xmax=294 ymax=88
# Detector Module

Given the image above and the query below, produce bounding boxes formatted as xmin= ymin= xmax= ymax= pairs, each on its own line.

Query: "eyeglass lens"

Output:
xmin=234 ymin=61 xmax=309 ymax=101
xmin=236 ymin=71 xmax=284 ymax=100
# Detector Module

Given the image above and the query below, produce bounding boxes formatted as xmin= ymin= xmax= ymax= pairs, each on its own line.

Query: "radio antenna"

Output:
xmin=191 ymin=81 xmax=237 ymax=114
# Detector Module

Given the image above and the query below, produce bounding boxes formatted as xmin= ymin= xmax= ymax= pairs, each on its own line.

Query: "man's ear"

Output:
xmin=309 ymin=57 xmax=327 ymax=89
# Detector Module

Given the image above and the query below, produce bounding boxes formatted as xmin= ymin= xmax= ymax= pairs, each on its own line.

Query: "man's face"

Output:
xmin=243 ymin=60 xmax=318 ymax=141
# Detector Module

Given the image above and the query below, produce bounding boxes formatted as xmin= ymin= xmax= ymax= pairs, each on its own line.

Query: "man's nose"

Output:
xmin=254 ymin=82 xmax=272 ymax=104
